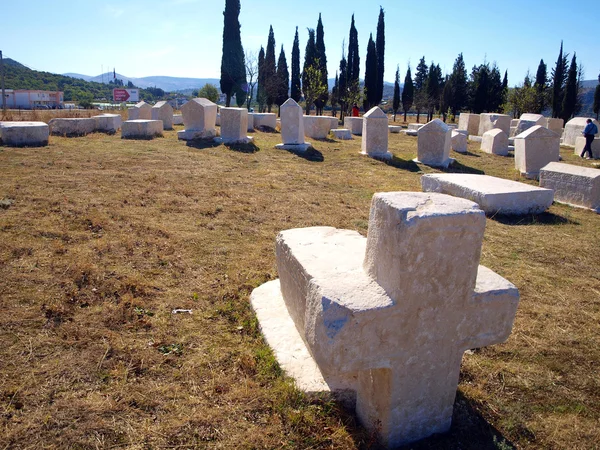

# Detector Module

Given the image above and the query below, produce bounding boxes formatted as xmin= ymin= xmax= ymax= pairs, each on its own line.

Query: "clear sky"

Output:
xmin=2 ymin=0 xmax=598 ymax=85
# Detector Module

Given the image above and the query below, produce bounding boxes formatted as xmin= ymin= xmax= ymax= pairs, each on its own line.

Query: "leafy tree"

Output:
xmin=245 ymin=50 xmax=258 ymax=110
xmin=534 ymin=59 xmax=547 ymax=114
xmin=302 ymin=64 xmax=328 ymax=115
xmin=413 ymin=56 xmax=428 ymax=122
xmin=561 ymin=53 xmax=579 ymax=122
xmin=314 ymin=14 xmax=328 ymax=115
xmin=198 ymin=83 xmax=219 ymax=103
xmin=76 ymin=92 xmax=94 ymax=109
xmin=290 ymin=27 xmax=302 ymax=103
xmin=275 ymin=45 xmax=289 ymax=112
xmin=375 ymin=7 xmax=385 ymax=105
xmin=363 ymin=34 xmax=378 ymax=110
xmin=257 ymin=46 xmax=266 ymax=112
xmin=593 ymin=73 xmax=600 ymax=120
xmin=347 ymin=15 xmax=360 ymax=110
xmin=402 ymin=65 xmax=414 ymax=122
xmin=392 ymin=65 xmax=400 ymax=121
xmin=264 ymin=26 xmax=277 ymax=112
xmin=507 ymin=73 xmax=537 ymax=117
xmin=551 ymin=41 xmax=569 ymax=118
xmin=220 ymin=0 xmax=246 ymax=107
xmin=449 ymin=53 xmax=467 ymax=116
xmin=302 ymin=28 xmax=317 ymax=114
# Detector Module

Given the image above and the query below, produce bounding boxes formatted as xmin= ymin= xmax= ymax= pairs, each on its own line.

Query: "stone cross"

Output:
xmin=252 ymin=192 xmax=520 ymax=448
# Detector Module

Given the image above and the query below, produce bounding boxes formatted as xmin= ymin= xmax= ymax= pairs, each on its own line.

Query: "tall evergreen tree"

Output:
xmin=347 ymin=15 xmax=360 ymax=107
xmin=449 ymin=53 xmax=467 ymax=116
xmin=275 ymin=45 xmax=289 ymax=112
xmin=426 ymin=63 xmax=441 ymax=121
xmin=392 ymin=65 xmax=400 ymax=121
xmin=533 ymin=59 xmax=547 ymax=114
xmin=561 ymin=53 xmax=579 ymax=122
xmin=488 ymin=64 xmax=504 ymax=113
xmin=502 ymin=70 xmax=509 ymax=107
xmin=302 ymin=28 xmax=317 ymax=114
xmin=414 ymin=56 xmax=428 ymax=122
xmin=290 ymin=27 xmax=302 ymax=103
xmin=469 ymin=64 xmax=490 ymax=114
xmin=375 ymin=7 xmax=385 ymax=105
xmin=257 ymin=46 xmax=266 ymax=112
xmin=330 ymin=72 xmax=339 ymax=117
xmin=402 ymin=65 xmax=414 ymax=122
xmin=338 ymin=56 xmax=349 ymax=121
xmin=264 ymin=26 xmax=277 ymax=112
xmin=593 ymin=73 xmax=600 ymax=120
xmin=220 ymin=0 xmax=247 ymax=107
xmin=314 ymin=14 xmax=328 ymax=115
xmin=551 ymin=41 xmax=569 ymax=118
xmin=364 ymin=34 xmax=378 ymax=109
xmin=440 ymin=76 xmax=453 ymax=121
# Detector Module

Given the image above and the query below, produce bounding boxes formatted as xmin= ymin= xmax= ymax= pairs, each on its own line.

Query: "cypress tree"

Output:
xmin=338 ymin=56 xmax=348 ymax=121
xmin=441 ymin=76 xmax=453 ymax=121
xmin=290 ymin=27 xmax=302 ymax=103
xmin=402 ymin=65 xmax=414 ymax=122
xmin=347 ymin=15 xmax=360 ymax=106
xmin=551 ymin=41 xmax=568 ymax=118
xmin=534 ymin=59 xmax=547 ymax=114
xmin=302 ymin=28 xmax=317 ymax=114
xmin=330 ymin=72 xmax=339 ymax=117
xmin=364 ymin=34 xmax=378 ymax=110
xmin=593 ymin=73 xmax=600 ymax=120
xmin=414 ymin=56 xmax=428 ymax=122
xmin=470 ymin=64 xmax=490 ymax=114
xmin=314 ymin=14 xmax=328 ymax=115
xmin=561 ymin=53 xmax=578 ymax=122
xmin=220 ymin=0 xmax=247 ymax=107
xmin=275 ymin=45 xmax=289 ymax=112
xmin=392 ymin=65 xmax=400 ymax=121
xmin=449 ymin=53 xmax=467 ymax=116
xmin=488 ymin=64 xmax=503 ymax=113
xmin=502 ymin=70 xmax=508 ymax=107
xmin=375 ymin=7 xmax=385 ymax=104
xmin=257 ymin=46 xmax=266 ymax=112
xmin=426 ymin=62 xmax=441 ymax=121
xmin=264 ymin=26 xmax=277 ymax=112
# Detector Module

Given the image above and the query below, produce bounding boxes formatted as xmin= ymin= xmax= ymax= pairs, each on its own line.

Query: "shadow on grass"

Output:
xmin=225 ymin=142 xmax=260 ymax=154
xmin=490 ymin=211 xmax=578 ymax=226
xmin=383 ymin=155 xmax=421 ymax=172
xmin=314 ymin=137 xmax=338 ymax=144
xmin=284 ymin=147 xmax=324 ymax=162
xmin=442 ymin=161 xmax=485 ymax=175
xmin=185 ymin=139 xmax=221 ymax=150
xmin=256 ymin=126 xmax=279 ymax=133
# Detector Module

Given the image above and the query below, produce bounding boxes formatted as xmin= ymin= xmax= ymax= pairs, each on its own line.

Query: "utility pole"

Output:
xmin=1 ymin=50 xmax=6 ymax=112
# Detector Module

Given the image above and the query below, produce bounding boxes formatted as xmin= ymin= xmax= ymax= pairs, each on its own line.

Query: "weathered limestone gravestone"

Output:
xmin=217 ymin=107 xmax=252 ymax=144
xmin=0 ymin=121 xmax=49 ymax=147
xmin=177 ymin=98 xmax=217 ymax=141
xmin=151 ymin=101 xmax=174 ymax=130
xmin=331 ymin=128 xmax=352 ymax=140
xmin=458 ymin=113 xmax=480 ymax=136
xmin=422 ymin=174 xmax=553 ymax=215
xmin=304 ymin=116 xmax=333 ymax=139
xmin=344 ymin=117 xmax=363 ymax=135
xmin=408 ymin=123 xmax=425 ymax=131
xmin=276 ymin=99 xmax=311 ymax=152
xmin=514 ymin=113 xmax=545 ymax=136
xmin=415 ymin=118 xmax=453 ymax=167
xmin=514 ymin=125 xmax=560 ymax=178
xmin=451 ymin=129 xmax=468 ymax=153
xmin=173 ymin=114 xmax=183 ymax=125
xmin=127 ymin=101 xmax=152 ymax=120
xmin=94 ymin=114 xmax=122 ymax=134
xmin=388 ymin=125 xmax=401 ymax=133
xmin=247 ymin=113 xmax=254 ymax=132
xmin=540 ymin=162 xmax=600 ymax=212
xmin=121 ymin=120 xmax=163 ymax=139
xmin=478 ymin=113 xmax=511 ymax=136
xmin=360 ymin=107 xmax=391 ymax=159
xmin=49 ymin=118 xmax=96 ymax=137
xmin=545 ymin=117 xmax=564 ymax=136
xmin=251 ymin=191 xmax=520 ymax=448
xmin=481 ymin=128 xmax=509 ymax=156
xmin=562 ymin=117 xmax=600 ymax=147
xmin=574 ymin=137 xmax=600 ymax=159
xmin=253 ymin=113 xmax=277 ymax=130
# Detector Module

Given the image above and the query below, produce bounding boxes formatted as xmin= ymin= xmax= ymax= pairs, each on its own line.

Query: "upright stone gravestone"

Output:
xmin=514 ymin=113 xmax=545 ymax=136
xmin=128 ymin=101 xmax=152 ymax=120
xmin=177 ymin=98 xmax=217 ymax=141
xmin=545 ymin=117 xmax=564 ymax=136
xmin=275 ymin=99 xmax=311 ymax=152
xmin=451 ymin=129 xmax=468 ymax=154
xmin=514 ymin=125 xmax=560 ymax=178
xmin=151 ymin=101 xmax=174 ymax=130
xmin=217 ymin=107 xmax=252 ymax=144
xmin=360 ymin=107 xmax=392 ymax=159
xmin=344 ymin=117 xmax=363 ymax=135
xmin=415 ymin=118 xmax=453 ymax=167
xmin=251 ymin=191 xmax=520 ymax=448
xmin=247 ymin=113 xmax=254 ymax=132
xmin=304 ymin=116 xmax=334 ymax=139
xmin=253 ymin=113 xmax=277 ymax=130
xmin=458 ymin=113 xmax=480 ymax=136
xmin=478 ymin=113 xmax=511 ymax=136
xmin=562 ymin=117 xmax=600 ymax=147
xmin=481 ymin=129 xmax=509 ymax=156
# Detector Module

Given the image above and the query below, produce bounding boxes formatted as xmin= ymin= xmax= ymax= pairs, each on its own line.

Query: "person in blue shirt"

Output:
xmin=581 ymin=118 xmax=598 ymax=159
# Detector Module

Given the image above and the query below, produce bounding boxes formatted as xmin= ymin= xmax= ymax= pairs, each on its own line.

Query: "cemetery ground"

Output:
xmin=1 ymin=118 xmax=599 ymax=449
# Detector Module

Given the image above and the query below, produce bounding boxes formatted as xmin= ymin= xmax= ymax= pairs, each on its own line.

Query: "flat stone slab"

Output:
xmin=331 ymin=128 xmax=352 ymax=140
xmin=388 ymin=125 xmax=401 ymax=133
xmin=408 ymin=123 xmax=424 ymax=131
xmin=421 ymin=173 xmax=554 ymax=215
xmin=469 ymin=135 xmax=483 ymax=143
xmin=121 ymin=120 xmax=163 ymax=139
xmin=405 ymin=130 xmax=418 ymax=137
xmin=0 ymin=121 xmax=49 ymax=147
xmin=94 ymin=114 xmax=122 ymax=133
xmin=539 ymin=162 xmax=600 ymax=212
xmin=49 ymin=118 xmax=96 ymax=136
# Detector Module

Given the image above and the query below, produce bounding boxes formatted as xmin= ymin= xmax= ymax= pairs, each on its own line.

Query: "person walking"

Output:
xmin=581 ymin=118 xmax=598 ymax=159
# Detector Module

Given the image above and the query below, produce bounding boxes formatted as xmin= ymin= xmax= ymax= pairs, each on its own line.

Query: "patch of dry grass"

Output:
xmin=0 ymin=121 xmax=598 ymax=449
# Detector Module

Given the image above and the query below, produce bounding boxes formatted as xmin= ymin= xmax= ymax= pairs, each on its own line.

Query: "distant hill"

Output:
xmin=65 ymin=71 xmax=219 ymax=92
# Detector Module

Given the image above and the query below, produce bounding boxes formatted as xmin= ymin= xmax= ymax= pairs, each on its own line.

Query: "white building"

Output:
xmin=3 ymin=89 xmax=64 ymax=109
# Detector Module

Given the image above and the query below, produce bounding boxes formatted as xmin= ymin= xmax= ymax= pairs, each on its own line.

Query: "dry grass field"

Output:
xmin=1 ymin=113 xmax=599 ymax=449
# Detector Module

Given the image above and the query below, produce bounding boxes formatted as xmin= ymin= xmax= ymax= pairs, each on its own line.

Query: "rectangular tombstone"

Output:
xmin=173 ymin=114 xmax=183 ymax=125
xmin=304 ymin=116 xmax=333 ymax=139
xmin=457 ymin=113 xmax=480 ymax=136
xmin=545 ymin=117 xmax=564 ymax=135
xmin=415 ymin=119 xmax=453 ymax=167
xmin=94 ymin=114 xmax=122 ymax=133
xmin=151 ymin=101 xmax=174 ymax=130
xmin=360 ymin=107 xmax=391 ymax=159
xmin=49 ymin=118 xmax=96 ymax=136
xmin=451 ymin=129 xmax=467 ymax=153
xmin=515 ymin=113 xmax=545 ymax=136
xmin=514 ymin=125 xmax=560 ymax=178
xmin=344 ymin=117 xmax=363 ymax=135
xmin=247 ymin=113 xmax=254 ymax=131
xmin=481 ymin=129 xmax=509 ymax=156
xmin=478 ymin=113 xmax=511 ymax=136
xmin=219 ymin=107 xmax=252 ymax=144
xmin=121 ymin=120 xmax=163 ymax=139
xmin=178 ymin=98 xmax=217 ymax=140
xmin=253 ymin=113 xmax=277 ymax=130
xmin=421 ymin=173 xmax=553 ymax=215
xmin=539 ymin=162 xmax=600 ymax=212
xmin=388 ymin=125 xmax=401 ymax=133
xmin=331 ymin=128 xmax=352 ymax=140
xmin=574 ymin=136 xmax=600 ymax=159
xmin=407 ymin=123 xmax=425 ymax=131
xmin=128 ymin=101 xmax=152 ymax=120
xmin=0 ymin=121 xmax=49 ymax=147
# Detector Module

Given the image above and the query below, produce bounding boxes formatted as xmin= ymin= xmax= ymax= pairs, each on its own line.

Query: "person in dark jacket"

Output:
xmin=581 ymin=119 xmax=598 ymax=159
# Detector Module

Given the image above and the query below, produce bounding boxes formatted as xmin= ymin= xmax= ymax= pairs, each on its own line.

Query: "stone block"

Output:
xmin=457 ymin=113 xmax=480 ymax=136
xmin=510 ymin=119 xmax=519 ymax=127
xmin=247 ymin=113 xmax=254 ymax=131
xmin=216 ymin=113 xmax=220 ymax=126
xmin=151 ymin=101 xmax=174 ymax=130
xmin=562 ymin=117 xmax=600 ymax=147
xmin=539 ymin=162 xmax=600 ymax=212
xmin=514 ymin=125 xmax=560 ymax=178
xmin=469 ymin=135 xmax=482 ymax=143
xmin=0 ymin=121 xmax=49 ymax=147
xmin=94 ymin=114 xmax=122 ymax=133
xmin=276 ymin=99 xmax=311 ymax=152
xmin=253 ymin=113 xmax=277 ymax=130
xmin=451 ymin=129 xmax=468 ymax=153
xmin=127 ymin=101 xmax=152 ymax=120
xmin=515 ymin=113 xmax=545 ymax=136
xmin=344 ymin=117 xmax=363 ymax=135
xmin=574 ymin=136 xmax=600 ymax=159
xmin=545 ymin=117 xmax=564 ymax=135
xmin=388 ymin=125 xmax=401 ymax=133
xmin=49 ymin=118 xmax=96 ymax=136
xmin=405 ymin=130 xmax=418 ymax=137
xmin=422 ymin=173 xmax=554 ymax=215
xmin=173 ymin=114 xmax=183 ymax=125
xmin=360 ymin=107 xmax=391 ymax=159
xmin=304 ymin=116 xmax=333 ymax=139
xmin=121 ymin=120 xmax=163 ymax=139
xmin=408 ymin=123 xmax=425 ymax=131
xmin=178 ymin=98 xmax=217 ymax=140
xmin=415 ymin=118 xmax=453 ymax=167
xmin=481 ymin=128 xmax=509 ymax=156
xmin=478 ymin=113 xmax=511 ymax=136
xmin=331 ymin=128 xmax=352 ymax=140
xmin=218 ymin=107 xmax=252 ymax=144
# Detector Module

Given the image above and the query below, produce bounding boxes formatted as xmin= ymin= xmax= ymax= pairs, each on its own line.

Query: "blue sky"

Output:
xmin=3 ymin=0 xmax=598 ymax=85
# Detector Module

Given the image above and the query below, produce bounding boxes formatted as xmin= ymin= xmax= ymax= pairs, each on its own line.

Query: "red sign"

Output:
xmin=113 ymin=89 xmax=139 ymax=102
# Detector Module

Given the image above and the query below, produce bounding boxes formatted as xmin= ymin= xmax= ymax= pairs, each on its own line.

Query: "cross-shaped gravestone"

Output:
xmin=252 ymin=192 xmax=520 ymax=448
